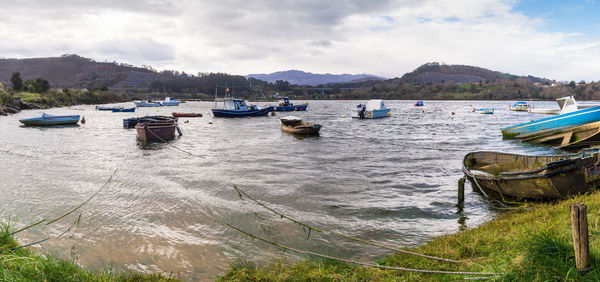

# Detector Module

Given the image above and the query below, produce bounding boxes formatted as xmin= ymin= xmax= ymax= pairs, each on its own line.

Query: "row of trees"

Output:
xmin=10 ymin=72 xmax=50 ymax=93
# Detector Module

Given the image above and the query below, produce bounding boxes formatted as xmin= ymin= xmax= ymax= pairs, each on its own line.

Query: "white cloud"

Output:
xmin=0 ymin=0 xmax=598 ymax=81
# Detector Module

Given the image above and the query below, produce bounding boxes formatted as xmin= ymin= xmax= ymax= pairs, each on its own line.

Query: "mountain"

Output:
xmin=398 ymin=62 xmax=552 ymax=84
xmin=0 ymin=54 xmax=161 ymax=89
xmin=246 ymin=70 xmax=385 ymax=86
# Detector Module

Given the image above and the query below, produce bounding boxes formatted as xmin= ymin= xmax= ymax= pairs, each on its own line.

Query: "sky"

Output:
xmin=0 ymin=0 xmax=599 ymax=81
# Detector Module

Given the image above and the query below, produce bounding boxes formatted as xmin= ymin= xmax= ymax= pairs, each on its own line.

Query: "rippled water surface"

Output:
xmin=1 ymin=100 xmax=562 ymax=280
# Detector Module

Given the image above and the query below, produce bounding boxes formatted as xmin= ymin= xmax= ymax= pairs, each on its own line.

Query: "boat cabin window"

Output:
xmin=234 ymin=100 xmax=247 ymax=109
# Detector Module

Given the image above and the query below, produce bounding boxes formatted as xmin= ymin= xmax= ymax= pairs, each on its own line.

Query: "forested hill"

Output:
xmin=246 ymin=70 xmax=385 ymax=86
xmin=398 ymin=62 xmax=552 ymax=84
xmin=0 ymin=54 xmax=160 ymax=89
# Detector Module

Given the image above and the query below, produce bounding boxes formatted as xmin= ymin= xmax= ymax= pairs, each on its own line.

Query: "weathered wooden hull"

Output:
xmin=519 ymin=121 xmax=600 ymax=151
xmin=281 ymin=124 xmax=321 ymax=134
xmin=462 ymin=151 xmax=600 ymax=201
xmin=172 ymin=112 xmax=202 ymax=117
xmin=135 ymin=121 xmax=177 ymax=141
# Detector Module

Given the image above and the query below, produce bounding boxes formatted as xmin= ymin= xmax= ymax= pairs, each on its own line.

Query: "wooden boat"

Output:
xmin=172 ymin=112 xmax=202 ymax=117
xmin=354 ymin=99 xmax=390 ymax=119
xmin=272 ymin=97 xmax=308 ymax=111
xmin=502 ymin=106 xmax=600 ymax=138
xmin=134 ymin=100 xmax=161 ymax=107
xmin=280 ymin=116 xmax=321 ymax=134
xmin=19 ymin=113 xmax=80 ymax=126
xmin=159 ymin=97 xmax=180 ymax=106
xmin=518 ymin=121 xmax=600 ymax=151
xmin=462 ymin=151 xmax=600 ymax=201
xmin=510 ymin=102 xmax=531 ymax=111
xmin=211 ymin=98 xmax=270 ymax=117
xmin=473 ymin=108 xmax=494 ymax=114
xmin=123 ymin=116 xmax=178 ymax=128
xmin=112 ymin=107 xmax=136 ymax=112
xmin=135 ymin=120 xmax=178 ymax=141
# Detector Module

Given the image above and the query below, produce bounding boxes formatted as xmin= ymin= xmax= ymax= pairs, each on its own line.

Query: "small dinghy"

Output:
xmin=112 ymin=107 xmax=136 ymax=112
xmin=123 ymin=116 xmax=178 ymax=128
xmin=172 ymin=112 xmax=202 ymax=117
xmin=280 ymin=116 xmax=321 ymax=134
xmin=473 ymin=108 xmax=494 ymax=114
xmin=19 ymin=113 xmax=80 ymax=126
xmin=136 ymin=120 xmax=180 ymax=141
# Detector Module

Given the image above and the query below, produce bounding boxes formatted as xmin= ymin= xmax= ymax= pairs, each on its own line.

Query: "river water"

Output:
xmin=0 ymin=100 xmax=561 ymax=280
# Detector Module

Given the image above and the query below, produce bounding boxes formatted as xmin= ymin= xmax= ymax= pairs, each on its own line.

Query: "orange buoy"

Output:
xmin=81 ymin=116 xmax=86 ymax=124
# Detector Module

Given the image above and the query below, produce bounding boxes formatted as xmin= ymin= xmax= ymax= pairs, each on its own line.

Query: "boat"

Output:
xmin=473 ymin=108 xmax=494 ymax=114
xmin=510 ymin=102 xmax=532 ymax=111
xmin=123 ymin=116 xmax=178 ymax=128
xmin=112 ymin=107 xmax=136 ymax=112
xmin=159 ymin=97 xmax=180 ymax=106
xmin=172 ymin=112 xmax=202 ymax=117
xmin=134 ymin=100 xmax=161 ymax=107
xmin=415 ymin=100 xmax=424 ymax=107
xmin=528 ymin=96 xmax=600 ymax=115
xmin=280 ymin=116 xmax=321 ymax=134
xmin=462 ymin=151 xmax=600 ymax=201
xmin=272 ymin=97 xmax=308 ymax=111
xmin=518 ymin=121 xmax=600 ymax=151
xmin=528 ymin=108 xmax=561 ymax=115
xmin=97 ymin=106 xmax=122 ymax=111
xmin=211 ymin=98 xmax=271 ymax=117
xmin=501 ymin=106 xmax=600 ymax=138
xmin=19 ymin=113 xmax=80 ymax=126
xmin=354 ymin=99 xmax=391 ymax=119
xmin=136 ymin=120 xmax=179 ymax=142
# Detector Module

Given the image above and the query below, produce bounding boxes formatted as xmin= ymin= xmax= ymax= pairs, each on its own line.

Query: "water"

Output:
xmin=0 ymin=100 xmax=562 ymax=280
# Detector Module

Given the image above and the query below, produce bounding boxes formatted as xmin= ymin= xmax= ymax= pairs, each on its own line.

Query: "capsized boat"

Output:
xmin=501 ymin=106 xmax=600 ymax=138
xmin=473 ymin=108 xmax=494 ymax=114
xmin=354 ymin=99 xmax=390 ymax=119
xmin=172 ymin=112 xmax=202 ymax=117
xmin=462 ymin=150 xmax=600 ymax=201
xmin=134 ymin=100 xmax=161 ymax=107
xmin=272 ymin=97 xmax=308 ymax=111
xmin=211 ymin=98 xmax=270 ymax=117
xmin=510 ymin=102 xmax=531 ymax=111
xmin=280 ymin=116 xmax=321 ymax=134
xmin=112 ymin=107 xmax=136 ymax=112
xmin=123 ymin=115 xmax=178 ymax=128
xmin=19 ymin=113 xmax=80 ymax=126
xmin=136 ymin=119 xmax=179 ymax=141
xmin=159 ymin=97 xmax=180 ymax=106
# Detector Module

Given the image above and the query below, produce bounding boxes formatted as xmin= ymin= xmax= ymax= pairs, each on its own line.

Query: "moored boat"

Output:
xmin=415 ymin=100 xmax=424 ymax=106
xmin=123 ymin=116 xmax=178 ymax=128
xmin=518 ymin=121 xmax=600 ymax=151
xmin=462 ymin=151 xmax=600 ymax=201
xmin=211 ymin=98 xmax=270 ymax=117
xmin=510 ymin=101 xmax=531 ymax=111
xmin=272 ymin=97 xmax=308 ymax=111
xmin=159 ymin=97 xmax=180 ymax=106
xmin=134 ymin=100 xmax=161 ymax=107
xmin=501 ymin=106 xmax=600 ymax=138
xmin=280 ymin=116 xmax=321 ymax=134
xmin=354 ymin=99 xmax=390 ymax=119
xmin=473 ymin=108 xmax=494 ymax=114
xmin=135 ymin=120 xmax=178 ymax=141
xmin=112 ymin=107 xmax=136 ymax=112
xmin=172 ymin=112 xmax=202 ymax=117
xmin=97 ymin=105 xmax=122 ymax=111
xmin=19 ymin=113 xmax=80 ymax=126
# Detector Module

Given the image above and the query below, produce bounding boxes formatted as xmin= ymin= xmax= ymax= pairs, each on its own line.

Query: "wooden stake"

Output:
xmin=458 ymin=177 xmax=465 ymax=205
xmin=570 ymin=202 xmax=590 ymax=272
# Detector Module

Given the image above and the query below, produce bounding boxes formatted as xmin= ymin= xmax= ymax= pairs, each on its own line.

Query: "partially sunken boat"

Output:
xmin=462 ymin=151 xmax=600 ymax=201
xmin=501 ymin=106 xmax=600 ymax=138
xmin=280 ymin=116 xmax=321 ymax=134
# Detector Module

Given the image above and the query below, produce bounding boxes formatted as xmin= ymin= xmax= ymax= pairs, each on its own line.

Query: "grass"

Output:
xmin=0 ymin=221 xmax=176 ymax=281
xmin=218 ymin=191 xmax=600 ymax=281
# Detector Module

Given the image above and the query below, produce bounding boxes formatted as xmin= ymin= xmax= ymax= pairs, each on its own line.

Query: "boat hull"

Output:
xmin=462 ymin=151 xmax=600 ymax=201
xmin=134 ymin=102 xmax=161 ymax=107
xmin=212 ymin=108 xmax=270 ymax=117
xmin=281 ymin=124 xmax=321 ymax=134
xmin=123 ymin=116 xmax=178 ymax=128
xmin=19 ymin=115 xmax=80 ymax=126
xmin=160 ymin=101 xmax=180 ymax=106
xmin=172 ymin=112 xmax=202 ymax=117
xmin=112 ymin=107 xmax=136 ymax=112
xmin=528 ymin=108 xmax=560 ymax=115
xmin=502 ymin=106 xmax=600 ymax=138
xmin=135 ymin=122 xmax=177 ymax=141
xmin=273 ymin=104 xmax=308 ymax=111
xmin=474 ymin=108 xmax=494 ymax=114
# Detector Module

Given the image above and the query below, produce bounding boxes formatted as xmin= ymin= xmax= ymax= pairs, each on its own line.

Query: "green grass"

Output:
xmin=0 ymin=221 xmax=176 ymax=281
xmin=219 ymin=191 xmax=600 ymax=281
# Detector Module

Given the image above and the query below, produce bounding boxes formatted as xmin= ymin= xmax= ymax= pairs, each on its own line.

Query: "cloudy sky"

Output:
xmin=1 ymin=0 xmax=599 ymax=81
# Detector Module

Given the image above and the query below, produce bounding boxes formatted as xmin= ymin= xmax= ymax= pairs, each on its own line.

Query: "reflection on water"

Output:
xmin=0 ymin=100 xmax=563 ymax=280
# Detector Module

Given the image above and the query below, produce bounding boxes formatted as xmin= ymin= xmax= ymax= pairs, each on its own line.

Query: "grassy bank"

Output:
xmin=219 ymin=192 xmax=600 ymax=281
xmin=0 ymin=222 xmax=174 ymax=281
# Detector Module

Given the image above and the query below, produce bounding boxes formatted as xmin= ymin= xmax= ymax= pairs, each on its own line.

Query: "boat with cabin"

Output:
xmin=280 ymin=116 xmax=321 ymax=134
xmin=134 ymin=100 xmax=161 ymax=107
xmin=211 ymin=98 xmax=270 ymax=117
xmin=510 ymin=102 xmax=532 ymax=111
xmin=159 ymin=97 xmax=180 ymax=106
xmin=354 ymin=99 xmax=390 ymax=119
xmin=19 ymin=113 xmax=80 ymax=126
xmin=272 ymin=97 xmax=308 ymax=111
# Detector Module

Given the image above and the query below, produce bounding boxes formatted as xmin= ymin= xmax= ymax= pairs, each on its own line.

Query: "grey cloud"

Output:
xmin=95 ymin=38 xmax=176 ymax=62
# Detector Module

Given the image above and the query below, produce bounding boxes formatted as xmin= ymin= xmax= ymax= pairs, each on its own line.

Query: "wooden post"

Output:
xmin=570 ymin=202 xmax=590 ymax=272
xmin=458 ymin=177 xmax=465 ymax=205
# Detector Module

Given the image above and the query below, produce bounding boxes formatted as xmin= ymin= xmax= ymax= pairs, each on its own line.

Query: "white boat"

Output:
xmin=159 ymin=97 xmax=180 ymax=106
xmin=134 ymin=100 xmax=161 ymax=107
xmin=473 ymin=108 xmax=494 ymax=114
xmin=510 ymin=101 xmax=532 ymax=111
xmin=353 ymin=99 xmax=390 ymax=119
xmin=528 ymin=96 xmax=600 ymax=115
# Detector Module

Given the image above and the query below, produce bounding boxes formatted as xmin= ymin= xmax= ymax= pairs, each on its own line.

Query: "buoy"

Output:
xmin=184 ymin=120 xmax=189 ymax=123
xmin=81 ymin=116 xmax=86 ymax=124
xmin=452 ymin=111 xmax=456 ymax=115
xmin=271 ymin=112 xmax=276 ymax=116
xmin=421 ymin=110 xmax=424 ymax=113
xmin=208 ymin=121 xmax=213 ymax=124
xmin=341 ymin=115 xmax=347 ymax=118
xmin=387 ymin=112 xmax=391 ymax=116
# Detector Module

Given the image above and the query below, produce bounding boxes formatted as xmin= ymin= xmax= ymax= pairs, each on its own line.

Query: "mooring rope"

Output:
xmin=233 ymin=185 xmax=459 ymax=264
xmin=226 ymin=223 xmax=498 ymax=276
xmin=144 ymin=124 xmax=202 ymax=157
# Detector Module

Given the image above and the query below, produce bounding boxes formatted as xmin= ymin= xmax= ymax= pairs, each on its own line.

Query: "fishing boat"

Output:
xmin=96 ymin=105 xmax=122 ymax=111
xmin=123 ymin=116 xmax=178 ymax=128
xmin=272 ymin=97 xmax=308 ymax=111
xmin=280 ymin=116 xmax=321 ymax=134
xmin=172 ymin=112 xmax=202 ymax=117
xmin=462 ymin=151 xmax=600 ymax=201
xmin=134 ymin=100 xmax=161 ymax=107
xmin=112 ymin=107 xmax=136 ymax=112
xmin=473 ymin=108 xmax=494 ymax=114
xmin=501 ymin=106 xmax=600 ymax=138
xmin=19 ymin=113 xmax=80 ymax=126
xmin=354 ymin=99 xmax=390 ymax=119
xmin=211 ymin=98 xmax=270 ymax=117
xmin=159 ymin=97 xmax=180 ymax=106
xmin=510 ymin=102 xmax=532 ymax=111
xmin=136 ymin=120 xmax=179 ymax=141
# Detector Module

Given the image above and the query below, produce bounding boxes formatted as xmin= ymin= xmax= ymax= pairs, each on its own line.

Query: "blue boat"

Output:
xmin=211 ymin=98 xmax=271 ymax=117
xmin=354 ymin=99 xmax=390 ymax=119
xmin=19 ymin=113 xmax=80 ymax=126
xmin=134 ymin=100 xmax=161 ymax=107
xmin=502 ymin=106 xmax=600 ymax=138
xmin=473 ymin=108 xmax=494 ymax=114
xmin=97 ymin=105 xmax=122 ymax=111
xmin=159 ymin=97 xmax=180 ymax=106
xmin=123 ymin=116 xmax=178 ymax=128
xmin=415 ymin=100 xmax=424 ymax=106
xmin=112 ymin=107 xmax=136 ymax=112
xmin=273 ymin=97 xmax=308 ymax=111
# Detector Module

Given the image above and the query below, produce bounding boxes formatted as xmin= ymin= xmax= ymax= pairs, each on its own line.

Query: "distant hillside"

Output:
xmin=398 ymin=62 xmax=552 ymax=84
xmin=0 ymin=54 xmax=159 ymax=89
xmin=246 ymin=70 xmax=385 ymax=86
